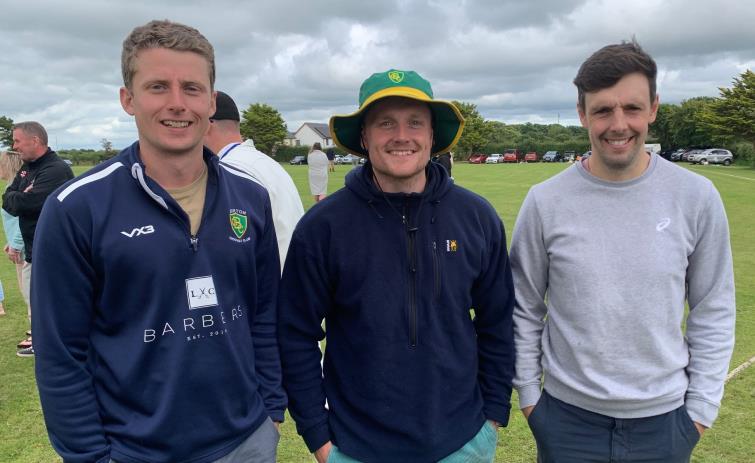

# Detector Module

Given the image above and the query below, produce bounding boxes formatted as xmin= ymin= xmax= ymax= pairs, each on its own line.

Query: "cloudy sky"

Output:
xmin=2 ymin=0 xmax=753 ymax=150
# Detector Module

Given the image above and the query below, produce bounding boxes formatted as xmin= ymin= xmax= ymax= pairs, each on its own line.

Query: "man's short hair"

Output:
xmin=574 ymin=39 xmax=657 ymax=109
xmin=121 ymin=19 xmax=215 ymax=90
xmin=13 ymin=121 xmax=48 ymax=146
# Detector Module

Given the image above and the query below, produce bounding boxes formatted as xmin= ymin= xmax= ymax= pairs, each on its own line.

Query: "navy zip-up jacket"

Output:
xmin=32 ymin=142 xmax=285 ymax=463
xmin=278 ymin=161 xmax=515 ymax=463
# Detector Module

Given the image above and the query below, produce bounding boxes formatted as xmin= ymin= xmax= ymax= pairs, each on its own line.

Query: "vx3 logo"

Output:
xmin=121 ymin=225 xmax=155 ymax=238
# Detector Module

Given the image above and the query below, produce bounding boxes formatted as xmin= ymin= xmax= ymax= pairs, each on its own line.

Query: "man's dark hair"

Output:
xmin=574 ymin=39 xmax=657 ymax=109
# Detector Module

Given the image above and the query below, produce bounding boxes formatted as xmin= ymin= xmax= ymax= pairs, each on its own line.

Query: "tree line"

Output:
xmin=1 ymin=70 xmax=751 ymax=166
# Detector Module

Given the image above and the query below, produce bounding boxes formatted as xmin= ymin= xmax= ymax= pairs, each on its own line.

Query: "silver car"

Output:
xmin=485 ymin=153 xmax=504 ymax=164
xmin=688 ymin=148 xmax=733 ymax=166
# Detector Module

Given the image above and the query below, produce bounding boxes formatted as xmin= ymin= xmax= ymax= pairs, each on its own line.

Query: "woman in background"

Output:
xmin=0 ymin=151 xmax=30 ymax=335
xmin=307 ymin=142 xmax=329 ymax=202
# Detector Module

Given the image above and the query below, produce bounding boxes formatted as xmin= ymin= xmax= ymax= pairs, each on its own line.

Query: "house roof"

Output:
xmin=302 ymin=122 xmax=331 ymax=139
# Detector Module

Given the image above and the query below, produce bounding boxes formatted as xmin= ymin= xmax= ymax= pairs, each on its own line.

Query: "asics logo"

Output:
xmin=121 ymin=225 xmax=155 ymax=238
xmin=656 ymin=218 xmax=671 ymax=231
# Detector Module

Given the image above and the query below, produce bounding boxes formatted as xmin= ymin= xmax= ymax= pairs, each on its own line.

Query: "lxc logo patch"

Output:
xmin=186 ymin=276 xmax=218 ymax=310
xmin=121 ymin=225 xmax=155 ymax=238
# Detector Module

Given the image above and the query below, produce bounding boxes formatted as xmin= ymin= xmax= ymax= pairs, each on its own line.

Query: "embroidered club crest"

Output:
xmin=388 ymin=71 xmax=404 ymax=83
xmin=229 ymin=211 xmax=248 ymax=239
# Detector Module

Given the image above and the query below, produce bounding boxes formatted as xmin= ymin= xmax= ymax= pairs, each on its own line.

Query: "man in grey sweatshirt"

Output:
xmin=511 ymin=40 xmax=735 ymax=462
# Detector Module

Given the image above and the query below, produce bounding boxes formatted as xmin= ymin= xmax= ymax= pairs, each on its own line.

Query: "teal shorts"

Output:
xmin=327 ymin=421 xmax=497 ymax=463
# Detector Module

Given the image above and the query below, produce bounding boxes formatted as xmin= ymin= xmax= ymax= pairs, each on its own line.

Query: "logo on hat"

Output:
xmin=229 ymin=209 xmax=248 ymax=239
xmin=388 ymin=71 xmax=404 ymax=83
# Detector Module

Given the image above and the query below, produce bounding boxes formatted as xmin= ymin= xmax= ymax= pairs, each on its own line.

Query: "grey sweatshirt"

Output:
xmin=511 ymin=154 xmax=735 ymax=427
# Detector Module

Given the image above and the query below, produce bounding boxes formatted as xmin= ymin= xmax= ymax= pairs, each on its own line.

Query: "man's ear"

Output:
xmin=648 ymin=94 xmax=660 ymax=124
xmin=120 ymin=87 xmax=135 ymax=116
xmin=210 ymin=90 xmax=217 ymax=121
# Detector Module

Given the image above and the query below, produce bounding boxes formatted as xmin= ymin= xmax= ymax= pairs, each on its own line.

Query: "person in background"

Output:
xmin=511 ymin=40 xmax=735 ymax=462
xmin=0 ymin=151 xmax=29 ymax=320
xmin=204 ymin=90 xmax=304 ymax=268
xmin=2 ymin=122 xmax=74 ymax=357
xmin=326 ymin=147 xmax=336 ymax=172
xmin=307 ymin=142 xmax=329 ymax=202
xmin=434 ymin=151 xmax=453 ymax=178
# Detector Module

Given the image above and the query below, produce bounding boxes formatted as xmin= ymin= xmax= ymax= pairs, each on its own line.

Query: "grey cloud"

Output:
xmin=1 ymin=0 xmax=752 ymax=149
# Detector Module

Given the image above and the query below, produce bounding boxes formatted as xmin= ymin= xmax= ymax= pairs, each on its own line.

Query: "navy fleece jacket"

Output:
xmin=278 ymin=162 xmax=515 ymax=463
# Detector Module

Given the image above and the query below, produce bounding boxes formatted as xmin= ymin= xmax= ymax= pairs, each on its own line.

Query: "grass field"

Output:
xmin=0 ymin=161 xmax=752 ymax=462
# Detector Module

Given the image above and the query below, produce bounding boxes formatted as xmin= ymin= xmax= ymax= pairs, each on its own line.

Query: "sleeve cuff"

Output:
xmin=685 ymin=396 xmax=720 ymax=428
xmin=483 ymin=403 xmax=511 ymax=427
xmin=302 ymin=422 xmax=332 ymax=454
xmin=516 ymin=384 xmax=542 ymax=410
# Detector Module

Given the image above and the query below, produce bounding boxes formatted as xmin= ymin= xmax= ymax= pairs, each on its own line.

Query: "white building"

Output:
xmin=292 ymin=123 xmax=333 ymax=148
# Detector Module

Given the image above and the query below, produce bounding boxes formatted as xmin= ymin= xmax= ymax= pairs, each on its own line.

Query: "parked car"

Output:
xmin=658 ymin=149 xmax=675 ymax=160
xmin=334 ymin=155 xmax=345 ymax=164
xmin=542 ymin=151 xmax=562 ymax=162
xmin=563 ymin=151 xmax=576 ymax=162
xmin=670 ymin=148 xmax=686 ymax=161
xmin=468 ymin=153 xmax=488 ymax=164
xmin=485 ymin=153 xmax=504 ymax=164
xmin=524 ymin=151 xmax=539 ymax=162
xmin=502 ymin=149 xmax=522 ymax=163
xmin=289 ymin=155 xmax=307 ymax=165
xmin=682 ymin=149 xmax=703 ymax=162
xmin=341 ymin=153 xmax=360 ymax=165
xmin=688 ymin=148 xmax=733 ymax=166
xmin=577 ymin=150 xmax=591 ymax=161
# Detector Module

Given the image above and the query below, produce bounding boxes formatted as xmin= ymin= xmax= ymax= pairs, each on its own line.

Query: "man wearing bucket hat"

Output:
xmin=278 ymin=69 xmax=515 ymax=462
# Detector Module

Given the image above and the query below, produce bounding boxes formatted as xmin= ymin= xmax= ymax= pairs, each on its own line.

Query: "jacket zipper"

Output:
xmin=432 ymin=241 xmax=440 ymax=302
xmin=405 ymin=202 xmax=418 ymax=347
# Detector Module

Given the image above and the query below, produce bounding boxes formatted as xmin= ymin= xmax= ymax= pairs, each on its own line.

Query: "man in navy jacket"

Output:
xmin=278 ymin=69 xmax=515 ymax=463
xmin=33 ymin=20 xmax=285 ymax=463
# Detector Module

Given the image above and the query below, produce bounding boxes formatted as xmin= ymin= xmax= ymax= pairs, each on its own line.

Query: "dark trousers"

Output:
xmin=527 ymin=391 xmax=700 ymax=463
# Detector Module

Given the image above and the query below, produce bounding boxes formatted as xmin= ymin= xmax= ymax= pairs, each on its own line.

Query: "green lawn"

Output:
xmin=0 ymin=161 xmax=752 ymax=462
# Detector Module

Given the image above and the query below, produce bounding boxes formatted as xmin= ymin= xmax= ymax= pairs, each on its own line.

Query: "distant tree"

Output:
xmin=100 ymin=138 xmax=113 ymax=154
xmin=239 ymin=103 xmax=287 ymax=155
xmin=704 ymin=69 xmax=755 ymax=150
xmin=670 ymin=97 xmax=719 ymax=148
xmin=0 ymin=115 xmax=13 ymax=149
xmin=650 ymin=103 xmax=678 ymax=149
xmin=452 ymin=101 xmax=491 ymax=156
xmin=487 ymin=121 xmax=522 ymax=146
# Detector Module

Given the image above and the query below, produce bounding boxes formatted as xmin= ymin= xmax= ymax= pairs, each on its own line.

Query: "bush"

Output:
xmin=730 ymin=141 xmax=755 ymax=168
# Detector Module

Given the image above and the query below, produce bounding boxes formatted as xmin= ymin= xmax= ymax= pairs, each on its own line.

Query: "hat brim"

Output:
xmin=329 ymin=87 xmax=465 ymax=157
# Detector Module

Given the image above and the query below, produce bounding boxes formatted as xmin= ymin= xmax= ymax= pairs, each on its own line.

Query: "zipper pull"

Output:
xmin=190 ymin=236 xmax=199 ymax=252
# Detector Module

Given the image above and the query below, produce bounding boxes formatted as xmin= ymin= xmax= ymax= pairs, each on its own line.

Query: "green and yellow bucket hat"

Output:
xmin=329 ymin=69 xmax=465 ymax=157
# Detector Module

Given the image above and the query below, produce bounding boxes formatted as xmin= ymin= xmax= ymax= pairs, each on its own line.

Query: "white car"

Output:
xmin=485 ymin=153 xmax=504 ymax=164
xmin=688 ymin=148 xmax=733 ymax=166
